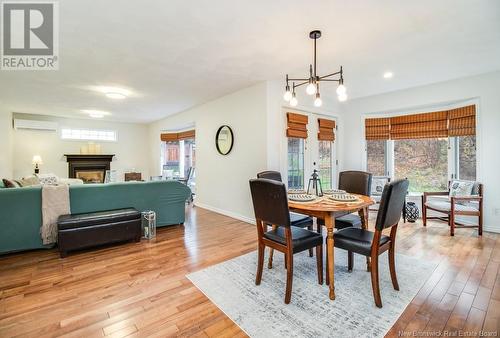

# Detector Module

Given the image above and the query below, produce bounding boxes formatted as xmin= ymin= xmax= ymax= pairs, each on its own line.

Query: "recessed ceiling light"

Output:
xmin=105 ymin=92 xmax=127 ymax=99
xmin=383 ymin=72 xmax=393 ymax=79
xmin=81 ymin=110 xmax=110 ymax=118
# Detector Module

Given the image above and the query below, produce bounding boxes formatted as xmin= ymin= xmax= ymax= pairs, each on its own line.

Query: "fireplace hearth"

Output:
xmin=64 ymin=154 xmax=114 ymax=183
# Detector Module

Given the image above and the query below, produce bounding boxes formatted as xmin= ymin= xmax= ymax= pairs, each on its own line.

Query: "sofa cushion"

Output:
xmin=2 ymin=178 xmax=21 ymax=188
xmin=18 ymin=176 xmax=41 ymax=187
xmin=36 ymin=173 xmax=59 ymax=185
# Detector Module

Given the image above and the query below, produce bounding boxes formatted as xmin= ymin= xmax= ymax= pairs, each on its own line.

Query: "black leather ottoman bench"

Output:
xmin=57 ymin=208 xmax=142 ymax=257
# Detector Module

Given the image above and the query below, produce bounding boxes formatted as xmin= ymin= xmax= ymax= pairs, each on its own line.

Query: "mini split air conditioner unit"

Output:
xmin=13 ymin=119 xmax=58 ymax=131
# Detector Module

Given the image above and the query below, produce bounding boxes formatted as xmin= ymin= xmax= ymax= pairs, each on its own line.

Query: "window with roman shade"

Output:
xmin=317 ymin=118 xmax=335 ymax=141
xmin=390 ymin=111 xmax=448 ymax=140
xmin=448 ymin=105 xmax=476 ymax=137
xmin=365 ymin=117 xmax=390 ymax=140
xmin=364 ymin=105 xmax=476 ymax=140
xmin=160 ymin=130 xmax=196 ymax=141
xmin=364 ymin=104 xmax=477 ymax=192
xmin=286 ymin=112 xmax=308 ymax=139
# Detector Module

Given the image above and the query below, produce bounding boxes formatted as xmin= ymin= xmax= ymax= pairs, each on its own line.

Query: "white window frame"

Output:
xmin=60 ymin=128 xmax=117 ymax=142
xmin=365 ymin=135 xmax=477 ymax=190
xmin=363 ymin=99 xmax=480 ymax=188
xmin=282 ymin=109 xmax=339 ymax=190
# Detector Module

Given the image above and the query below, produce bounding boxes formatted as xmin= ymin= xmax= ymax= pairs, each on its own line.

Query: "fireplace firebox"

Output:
xmin=64 ymin=154 xmax=114 ymax=184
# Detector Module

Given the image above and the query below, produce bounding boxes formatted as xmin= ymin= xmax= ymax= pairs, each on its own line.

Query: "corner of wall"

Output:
xmin=0 ymin=110 xmax=13 ymax=178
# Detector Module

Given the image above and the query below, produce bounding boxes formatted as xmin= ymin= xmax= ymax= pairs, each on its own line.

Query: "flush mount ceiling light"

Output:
xmin=383 ymin=71 xmax=393 ymax=79
xmin=81 ymin=109 xmax=110 ymax=118
xmin=105 ymin=92 xmax=127 ymax=99
xmin=94 ymin=86 xmax=131 ymax=99
xmin=283 ymin=30 xmax=346 ymax=107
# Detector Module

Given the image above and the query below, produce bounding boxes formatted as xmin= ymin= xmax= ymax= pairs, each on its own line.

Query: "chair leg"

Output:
xmin=388 ymin=245 xmax=399 ymax=291
xmin=422 ymin=196 xmax=427 ymax=227
xmin=285 ymin=252 xmax=294 ymax=304
xmin=267 ymin=248 xmax=274 ymax=269
xmin=284 ymin=253 xmax=288 ymax=269
xmin=316 ymin=245 xmax=323 ymax=285
xmin=308 ymin=225 xmax=314 ymax=257
xmin=256 ymin=244 xmax=264 ymax=285
xmin=450 ymin=212 xmax=455 ymax=237
xmin=347 ymin=251 xmax=353 ymax=272
xmin=478 ymin=212 xmax=483 ymax=236
xmin=370 ymin=254 xmax=382 ymax=308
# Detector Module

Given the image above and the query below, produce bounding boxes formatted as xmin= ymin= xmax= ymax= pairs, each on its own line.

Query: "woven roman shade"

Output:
xmin=178 ymin=130 xmax=195 ymax=140
xmin=448 ymin=105 xmax=476 ymax=136
xmin=160 ymin=130 xmax=195 ymax=141
xmin=317 ymin=118 xmax=335 ymax=141
xmin=365 ymin=117 xmax=390 ymax=140
xmin=286 ymin=112 xmax=308 ymax=139
xmin=390 ymin=111 xmax=448 ymax=140
xmin=365 ymin=105 xmax=476 ymax=140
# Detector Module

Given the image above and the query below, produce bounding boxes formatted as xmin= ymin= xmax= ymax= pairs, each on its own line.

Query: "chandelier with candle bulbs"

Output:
xmin=283 ymin=30 xmax=347 ymax=107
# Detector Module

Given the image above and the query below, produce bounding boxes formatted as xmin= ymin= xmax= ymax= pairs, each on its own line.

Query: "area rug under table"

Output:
xmin=187 ymin=249 xmax=437 ymax=338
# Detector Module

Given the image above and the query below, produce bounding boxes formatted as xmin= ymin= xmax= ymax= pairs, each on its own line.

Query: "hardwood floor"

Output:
xmin=0 ymin=206 xmax=499 ymax=337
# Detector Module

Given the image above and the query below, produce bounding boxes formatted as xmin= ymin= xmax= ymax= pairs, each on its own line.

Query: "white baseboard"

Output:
xmin=194 ymin=202 xmax=255 ymax=225
xmin=483 ymin=225 xmax=499 ymax=233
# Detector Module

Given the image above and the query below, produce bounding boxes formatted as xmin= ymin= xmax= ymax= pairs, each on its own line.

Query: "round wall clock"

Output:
xmin=215 ymin=125 xmax=234 ymax=155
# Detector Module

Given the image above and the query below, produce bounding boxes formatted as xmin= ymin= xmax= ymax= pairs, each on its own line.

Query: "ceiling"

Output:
xmin=1 ymin=0 xmax=499 ymax=123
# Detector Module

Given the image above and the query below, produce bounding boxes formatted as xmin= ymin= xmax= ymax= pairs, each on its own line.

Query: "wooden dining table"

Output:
xmin=288 ymin=194 xmax=374 ymax=300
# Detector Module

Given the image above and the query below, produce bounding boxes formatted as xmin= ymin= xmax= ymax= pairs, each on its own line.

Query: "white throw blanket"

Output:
xmin=41 ymin=184 xmax=70 ymax=245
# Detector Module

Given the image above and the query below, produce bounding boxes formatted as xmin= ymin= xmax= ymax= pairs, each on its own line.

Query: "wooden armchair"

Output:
xmin=422 ymin=181 xmax=483 ymax=236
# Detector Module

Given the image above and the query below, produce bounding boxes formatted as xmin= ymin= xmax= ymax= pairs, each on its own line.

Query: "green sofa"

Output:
xmin=0 ymin=181 xmax=191 ymax=254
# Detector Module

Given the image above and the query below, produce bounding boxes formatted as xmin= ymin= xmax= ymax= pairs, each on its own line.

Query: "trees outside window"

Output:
xmin=394 ymin=138 xmax=448 ymax=192
xmin=318 ymin=141 xmax=333 ymax=189
xmin=367 ymin=140 xmax=386 ymax=176
xmin=288 ymin=138 xmax=305 ymax=189
xmin=367 ymin=137 xmax=476 ymax=193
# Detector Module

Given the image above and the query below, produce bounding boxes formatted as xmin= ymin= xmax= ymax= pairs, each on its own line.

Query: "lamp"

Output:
xmin=307 ymin=169 xmax=323 ymax=197
xmin=32 ymin=155 xmax=43 ymax=174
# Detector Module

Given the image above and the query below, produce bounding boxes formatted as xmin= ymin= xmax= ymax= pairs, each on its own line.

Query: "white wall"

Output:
xmin=12 ymin=114 xmax=150 ymax=180
xmin=339 ymin=71 xmax=500 ymax=233
xmin=0 ymin=110 xmax=13 ymax=178
xmin=149 ymin=82 xmax=269 ymax=222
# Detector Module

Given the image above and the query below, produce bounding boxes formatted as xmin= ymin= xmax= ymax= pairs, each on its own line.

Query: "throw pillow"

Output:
xmin=2 ymin=178 xmax=21 ymax=188
xmin=18 ymin=176 xmax=41 ymax=187
xmin=36 ymin=173 xmax=59 ymax=185
xmin=371 ymin=177 xmax=388 ymax=196
xmin=449 ymin=180 xmax=475 ymax=205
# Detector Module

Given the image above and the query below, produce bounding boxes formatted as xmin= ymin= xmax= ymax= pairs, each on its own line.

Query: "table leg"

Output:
xmin=358 ymin=207 xmax=371 ymax=271
xmin=325 ymin=213 xmax=335 ymax=300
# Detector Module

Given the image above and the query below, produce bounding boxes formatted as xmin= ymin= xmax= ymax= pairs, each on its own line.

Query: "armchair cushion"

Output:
xmin=425 ymin=200 xmax=479 ymax=213
xmin=371 ymin=177 xmax=390 ymax=196
xmin=449 ymin=180 xmax=474 ymax=198
xmin=334 ymin=228 xmax=390 ymax=256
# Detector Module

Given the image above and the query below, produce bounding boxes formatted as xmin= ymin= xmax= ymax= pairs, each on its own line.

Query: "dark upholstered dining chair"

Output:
xmin=257 ymin=171 xmax=315 ymax=259
xmin=318 ymin=170 xmax=373 ymax=230
xmin=249 ymin=178 xmax=323 ymax=304
xmin=334 ymin=179 xmax=409 ymax=307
